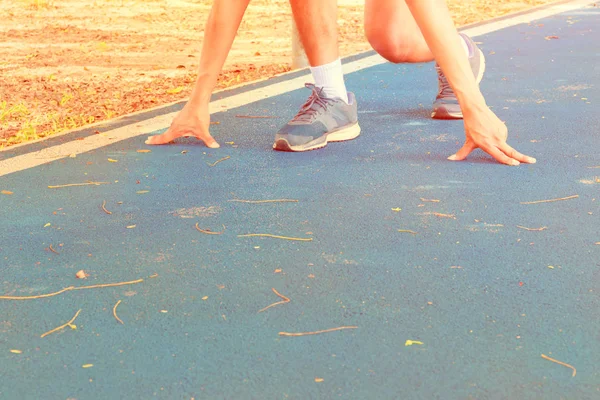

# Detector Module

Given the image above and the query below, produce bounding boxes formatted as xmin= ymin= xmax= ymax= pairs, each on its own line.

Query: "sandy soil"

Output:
xmin=0 ymin=0 xmax=554 ymax=146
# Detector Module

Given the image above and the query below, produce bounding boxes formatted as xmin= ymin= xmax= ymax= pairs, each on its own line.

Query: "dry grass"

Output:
xmin=0 ymin=0 xmax=554 ymax=147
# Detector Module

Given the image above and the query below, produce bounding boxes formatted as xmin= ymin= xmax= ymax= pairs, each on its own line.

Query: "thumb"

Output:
xmin=195 ymin=126 xmax=220 ymax=149
xmin=200 ymin=134 xmax=220 ymax=149
xmin=448 ymin=140 xmax=476 ymax=161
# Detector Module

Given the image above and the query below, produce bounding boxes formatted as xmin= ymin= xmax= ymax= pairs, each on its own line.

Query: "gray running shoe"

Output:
xmin=431 ymin=33 xmax=486 ymax=119
xmin=273 ymin=83 xmax=360 ymax=152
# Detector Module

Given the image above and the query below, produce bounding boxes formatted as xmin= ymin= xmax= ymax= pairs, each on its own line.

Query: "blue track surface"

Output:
xmin=1 ymin=5 xmax=599 ymax=400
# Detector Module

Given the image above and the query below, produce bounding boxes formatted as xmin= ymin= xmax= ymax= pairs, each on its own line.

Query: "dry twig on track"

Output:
xmin=279 ymin=326 xmax=358 ymax=337
xmin=258 ymin=288 xmax=290 ymax=313
xmin=541 ymin=354 xmax=576 ymax=377
xmin=40 ymin=309 xmax=82 ymax=338
xmin=238 ymin=234 xmax=312 ymax=242
xmin=520 ymin=195 xmax=579 ymax=205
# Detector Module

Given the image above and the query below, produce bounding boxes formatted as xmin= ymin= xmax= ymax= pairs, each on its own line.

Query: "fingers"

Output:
xmin=202 ymin=135 xmax=220 ymax=149
xmin=145 ymin=124 xmax=220 ymax=148
xmin=145 ymin=126 xmax=179 ymax=145
xmin=448 ymin=140 xmax=476 ymax=161
xmin=480 ymin=143 xmax=521 ymax=166
xmin=499 ymin=143 xmax=536 ymax=164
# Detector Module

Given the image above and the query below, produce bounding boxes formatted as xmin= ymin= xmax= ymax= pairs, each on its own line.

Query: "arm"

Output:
xmin=146 ymin=0 xmax=251 ymax=146
xmin=405 ymin=0 xmax=536 ymax=165
xmin=191 ymin=0 xmax=251 ymax=107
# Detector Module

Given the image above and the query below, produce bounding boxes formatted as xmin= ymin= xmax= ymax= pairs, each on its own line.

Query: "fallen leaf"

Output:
xmin=308 ymin=274 xmax=315 ymax=279
xmin=126 ymin=225 xmax=136 ymax=229
xmin=82 ymin=364 xmax=94 ymax=368
xmin=166 ymin=87 xmax=184 ymax=94
xmin=136 ymin=190 xmax=149 ymax=194
xmin=1 ymin=190 xmax=13 ymax=195
xmin=274 ymin=269 xmax=282 ymax=273
xmin=202 ymin=296 xmax=208 ymax=300
xmin=545 ymin=35 xmax=559 ymax=40
xmin=391 ymin=207 xmax=402 ymax=212
xmin=136 ymin=149 xmax=151 ymax=153
xmin=315 ymin=378 xmax=324 ymax=383
xmin=547 ymin=265 xmax=554 ymax=269
xmin=75 ymin=270 xmax=89 ymax=279
xmin=405 ymin=340 xmax=424 ymax=346
xmin=10 ymin=350 xmax=22 ymax=354
xmin=107 ymin=158 xmax=118 ymax=163
xmin=44 ymin=223 xmax=51 ymax=228
xmin=160 ymin=310 xmax=168 ymax=313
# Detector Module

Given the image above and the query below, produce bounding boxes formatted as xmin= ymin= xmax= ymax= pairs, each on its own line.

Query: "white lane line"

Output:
xmin=0 ymin=0 xmax=593 ymax=178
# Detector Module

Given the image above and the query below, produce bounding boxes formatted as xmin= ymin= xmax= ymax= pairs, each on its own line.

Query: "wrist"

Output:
xmin=189 ymin=74 xmax=217 ymax=105
xmin=456 ymin=90 xmax=487 ymax=115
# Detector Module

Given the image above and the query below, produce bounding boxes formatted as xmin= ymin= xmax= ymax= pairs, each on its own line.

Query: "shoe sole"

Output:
xmin=431 ymin=48 xmax=486 ymax=120
xmin=273 ymin=122 xmax=361 ymax=152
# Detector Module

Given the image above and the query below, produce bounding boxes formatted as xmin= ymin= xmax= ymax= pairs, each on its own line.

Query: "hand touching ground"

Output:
xmin=145 ymin=103 xmax=219 ymax=148
xmin=448 ymin=104 xmax=536 ymax=165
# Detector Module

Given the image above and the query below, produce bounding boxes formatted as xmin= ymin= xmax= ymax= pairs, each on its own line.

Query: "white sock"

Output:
xmin=310 ymin=58 xmax=349 ymax=104
xmin=459 ymin=34 xmax=471 ymax=58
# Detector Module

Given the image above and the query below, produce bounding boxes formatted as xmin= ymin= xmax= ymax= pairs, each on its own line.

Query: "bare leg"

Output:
xmin=364 ymin=0 xmax=433 ymax=63
xmin=146 ymin=0 xmax=250 ymax=147
xmin=288 ymin=0 xmax=339 ymax=67
xmin=287 ymin=0 xmax=348 ymax=103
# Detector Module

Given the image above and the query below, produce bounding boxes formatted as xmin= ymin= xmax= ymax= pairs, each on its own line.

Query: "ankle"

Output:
xmin=310 ymin=58 xmax=349 ymax=104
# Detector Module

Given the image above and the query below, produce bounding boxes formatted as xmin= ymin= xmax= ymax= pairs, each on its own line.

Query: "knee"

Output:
xmin=365 ymin=27 xmax=423 ymax=64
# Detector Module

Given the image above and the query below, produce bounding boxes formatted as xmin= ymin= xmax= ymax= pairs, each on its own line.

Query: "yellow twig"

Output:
xmin=40 ymin=309 xmax=81 ymax=338
xmin=113 ymin=300 xmax=124 ymax=324
xmin=238 ymin=234 xmax=312 ymax=242
xmin=0 ymin=286 xmax=74 ymax=300
xmin=423 ymin=212 xmax=455 ymax=219
xmin=541 ymin=354 xmax=576 ymax=377
xmin=258 ymin=288 xmax=290 ymax=313
xmin=420 ymin=198 xmax=440 ymax=202
xmin=520 ymin=195 xmax=579 ymax=205
xmin=397 ymin=229 xmax=418 ymax=234
xmin=72 ymin=279 xmax=144 ymax=291
xmin=207 ymin=156 xmax=230 ymax=167
xmin=48 ymin=181 xmax=110 ymax=189
xmin=101 ymin=200 xmax=112 ymax=215
xmin=228 ymin=199 xmax=298 ymax=204
xmin=516 ymin=225 xmax=548 ymax=231
xmin=195 ymin=223 xmax=226 ymax=235
xmin=48 ymin=244 xmax=60 ymax=254
xmin=279 ymin=326 xmax=358 ymax=337
xmin=0 ymin=279 xmax=144 ymax=300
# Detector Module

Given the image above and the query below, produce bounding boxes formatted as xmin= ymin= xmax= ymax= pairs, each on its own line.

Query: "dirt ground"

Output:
xmin=0 ymin=0 xmax=554 ymax=147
